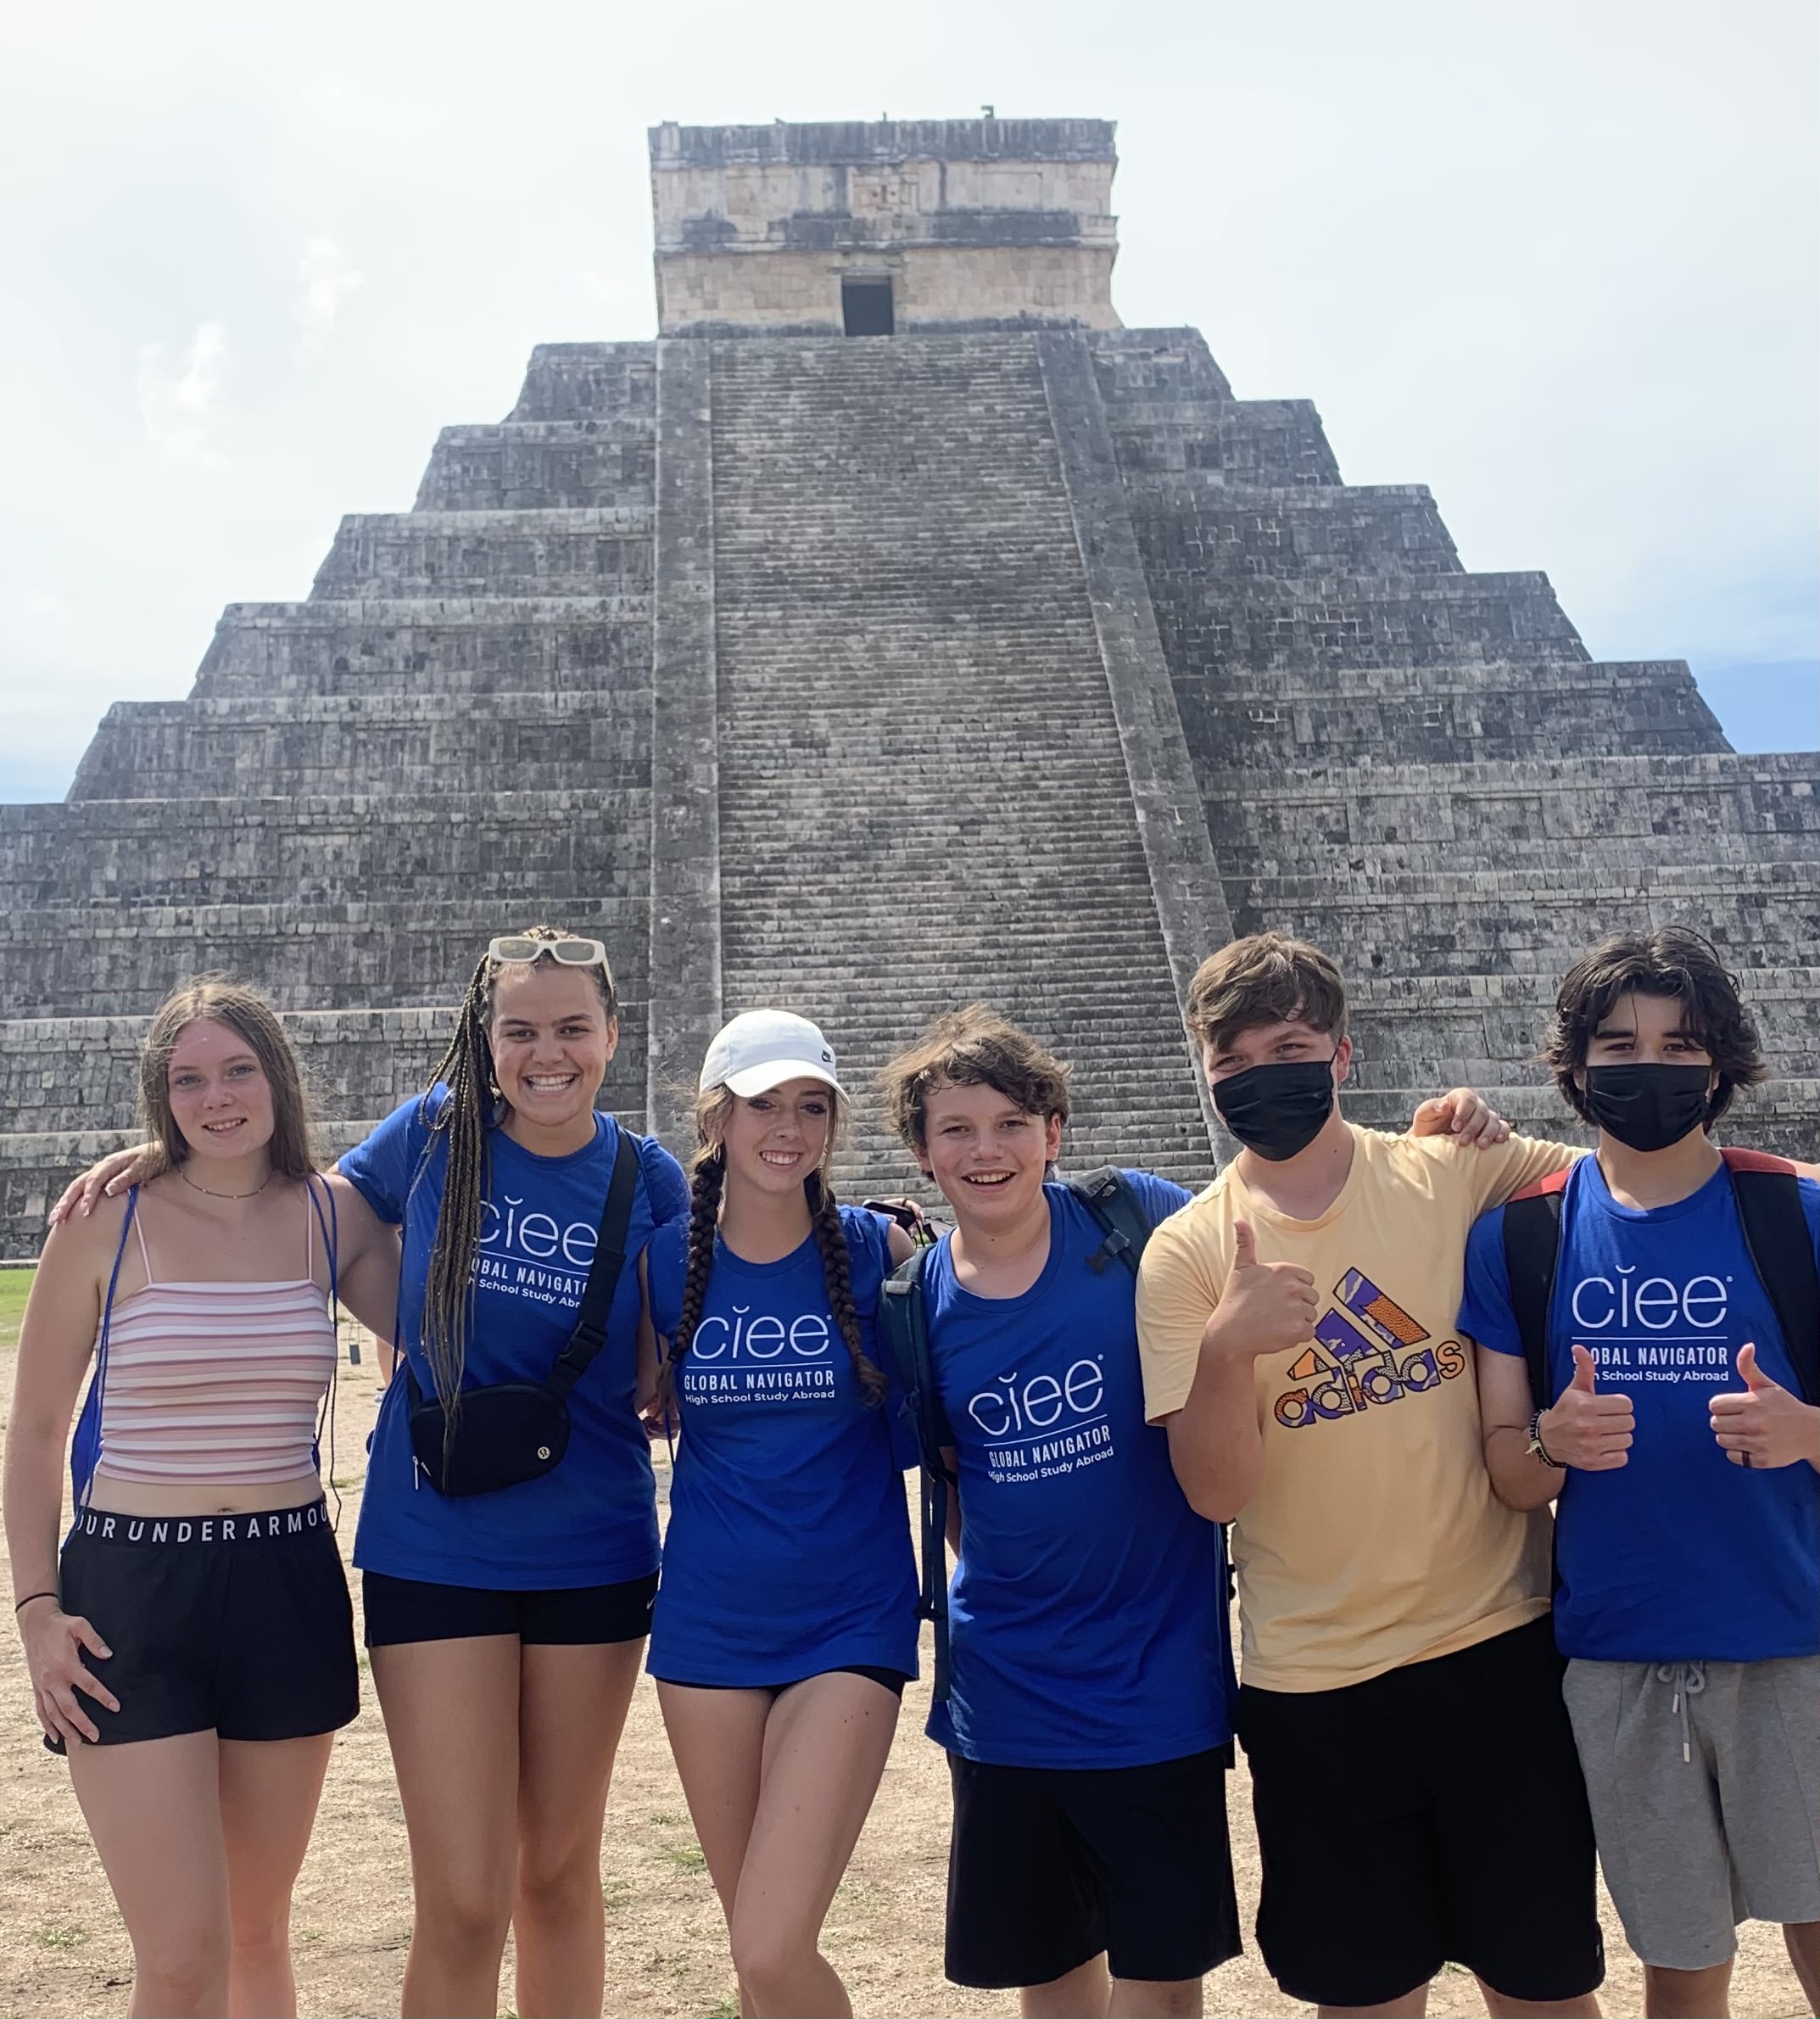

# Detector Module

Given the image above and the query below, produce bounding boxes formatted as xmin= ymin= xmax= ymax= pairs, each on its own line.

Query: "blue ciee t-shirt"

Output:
xmin=343 ymin=1090 xmax=688 ymax=1591
xmin=1461 ymin=1156 xmax=1820 ymax=1664
xmin=645 ymin=1205 xmax=919 ymax=1687
xmin=924 ymin=1172 xmax=1234 ymax=1771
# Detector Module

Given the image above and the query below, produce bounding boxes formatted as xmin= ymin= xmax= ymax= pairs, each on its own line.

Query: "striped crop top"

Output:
xmin=92 ymin=1187 xmax=337 ymax=1487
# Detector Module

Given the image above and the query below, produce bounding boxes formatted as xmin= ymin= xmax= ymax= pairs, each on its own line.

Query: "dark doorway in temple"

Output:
xmin=841 ymin=277 xmax=894 ymax=335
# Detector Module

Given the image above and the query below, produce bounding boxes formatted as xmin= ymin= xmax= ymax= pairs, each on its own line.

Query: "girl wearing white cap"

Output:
xmin=640 ymin=1010 xmax=918 ymax=2019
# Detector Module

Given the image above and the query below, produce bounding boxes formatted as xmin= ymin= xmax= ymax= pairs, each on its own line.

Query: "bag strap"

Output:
xmin=548 ymin=1131 xmax=640 ymax=1400
xmin=881 ymin=1247 xmax=957 ymax=1701
xmin=1500 ymin=1169 xmax=1572 ymax=1408
xmin=73 ymin=1185 xmax=141 ymax=1512
xmin=1064 ymin=1166 xmax=1155 ymax=1276
xmin=1721 ymin=1149 xmax=1820 ymax=1406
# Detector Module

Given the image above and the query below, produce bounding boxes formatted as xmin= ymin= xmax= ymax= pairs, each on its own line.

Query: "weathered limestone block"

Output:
xmin=310 ymin=509 xmax=653 ymax=599
xmin=415 ymin=422 xmax=656 ymax=512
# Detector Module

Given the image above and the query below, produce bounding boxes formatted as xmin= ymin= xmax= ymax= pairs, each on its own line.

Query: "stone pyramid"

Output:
xmin=2 ymin=118 xmax=1814 ymax=1251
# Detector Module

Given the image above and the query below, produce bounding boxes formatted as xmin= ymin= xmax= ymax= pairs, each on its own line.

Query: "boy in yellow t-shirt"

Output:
xmin=1136 ymin=932 xmax=1604 ymax=2017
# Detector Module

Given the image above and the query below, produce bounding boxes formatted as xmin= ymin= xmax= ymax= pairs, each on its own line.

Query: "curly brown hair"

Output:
xmin=878 ymin=1004 xmax=1071 ymax=1152
xmin=1544 ymin=928 xmax=1767 ymax=1127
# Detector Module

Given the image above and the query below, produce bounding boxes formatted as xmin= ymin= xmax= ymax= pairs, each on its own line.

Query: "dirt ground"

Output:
xmin=0 ymin=1317 xmax=1809 ymax=2019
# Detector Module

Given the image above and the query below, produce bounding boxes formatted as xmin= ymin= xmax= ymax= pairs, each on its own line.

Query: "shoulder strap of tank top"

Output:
xmin=131 ymin=1193 xmax=154 ymax=1284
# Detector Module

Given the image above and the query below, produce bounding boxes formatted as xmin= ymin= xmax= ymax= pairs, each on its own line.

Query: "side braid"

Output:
xmin=807 ymin=1170 xmax=887 ymax=1406
xmin=420 ymin=959 xmax=495 ymax=1428
xmin=659 ymin=1148 xmax=724 ymax=1411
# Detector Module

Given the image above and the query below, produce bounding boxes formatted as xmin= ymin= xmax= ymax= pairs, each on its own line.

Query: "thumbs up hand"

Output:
xmin=1203 ymin=1219 xmax=1320 ymax=1362
xmin=1538 ymin=1345 xmax=1637 ymax=1470
xmin=1709 ymin=1344 xmax=1820 ymax=1471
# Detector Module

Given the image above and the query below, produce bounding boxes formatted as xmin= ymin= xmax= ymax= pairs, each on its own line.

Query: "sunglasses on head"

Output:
xmin=486 ymin=936 xmax=611 ymax=968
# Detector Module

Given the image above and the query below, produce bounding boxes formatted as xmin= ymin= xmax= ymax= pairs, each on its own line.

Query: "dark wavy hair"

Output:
xmin=879 ymin=1004 xmax=1071 ymax=1152
xmin=1544 ymin=928 xmax=1767 ymax=1127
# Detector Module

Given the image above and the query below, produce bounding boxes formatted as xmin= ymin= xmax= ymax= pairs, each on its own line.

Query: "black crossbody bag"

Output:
xmin=405 ymin=1131 xmax=639 ymax=1496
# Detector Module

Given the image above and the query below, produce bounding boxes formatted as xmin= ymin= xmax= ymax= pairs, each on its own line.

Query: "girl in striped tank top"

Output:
xmin=4 ymin=980 xmax=399 ymax=2019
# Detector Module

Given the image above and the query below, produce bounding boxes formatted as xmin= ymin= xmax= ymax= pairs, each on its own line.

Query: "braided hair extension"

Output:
xmin=807 ymin=1166 xmax=888 ymax=1407
xmin=418 ymin=926 xmax=619 ymax=1428
xmin=418 ymin=955 xmax=495 ymax=1423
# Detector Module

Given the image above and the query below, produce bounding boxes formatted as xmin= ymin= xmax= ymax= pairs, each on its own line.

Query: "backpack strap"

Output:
xmin=70 ymin=1186 xmax=141 ymax=1512
xmin=549 ymin=1131 xmax=640 ymax=1400
xmin=880 ymin=1247 xmax=957 ymax=1702
xmin=1720 ymin=1148 xmax=1820 ymax=1406
xmin=1065 ymin=1166 xmax=1155 ymax=1277
xmin=1499 ymin=1166 xmax=1574 ymax=1408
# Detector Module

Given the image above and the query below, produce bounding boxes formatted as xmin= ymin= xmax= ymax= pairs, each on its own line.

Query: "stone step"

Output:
xmin=193 ymin=598 xmax=651 ymax=698
xmin=1125 ymin=480 xmax=1461 ymax=579
xmin=1211 ymin=752 xmax=1820 ymax=869
xmin=1228 ymin=863 xmax=1819 ymax=977
xmin=68 ymin=690 xmax=651 ymax=800
xmin=0 ymin=791 xmax=651 ymax=909
xmin=310 ymin=508 xmax=653 ymax=599
xmin=414 ymin=420 xmax=655 ymax=512
xmin=506 ymin=343 xmax=656 ymax=423
xmin=0 ymin=898 xmax=652 ymax=1021
xmin=1151 ymin=568 xmax=1588 ymax=675
xmin=1179 ymin=658 xmax=1728 ymax=765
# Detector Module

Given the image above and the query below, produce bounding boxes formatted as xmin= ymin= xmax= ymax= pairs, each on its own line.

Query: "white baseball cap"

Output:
xmin=700 ymin=1010 xmax=845 ymax=1099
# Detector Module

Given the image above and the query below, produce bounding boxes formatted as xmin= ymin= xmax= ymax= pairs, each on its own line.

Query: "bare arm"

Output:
xmin=319 ymin=1173 xmax=399 ymax=1344
xmin=3 ymin=1216 xmax=122 ymax=1744
xmin=1477 ymin=1339 xmax=1562 ymax=1513
xmin=47 ymin=1143 xmax=165 ymax=1228
xmin=634 ymin=1248 xmax=665 ymax=1421
xmin=1156 ymin=1220 xmax=1316 ymax=1524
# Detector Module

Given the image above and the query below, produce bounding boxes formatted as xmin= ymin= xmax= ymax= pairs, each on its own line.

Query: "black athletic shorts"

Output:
xmin=1237 ymin=1614 xmax=1604 ymax=2008
xmin=48 ymin=1498 xmax=357 ymax=1753
xmin=362 ymin=1568 xmax=659 ymax=1647
xmin=945 ymin=1747 xmax=1242 ymax=1989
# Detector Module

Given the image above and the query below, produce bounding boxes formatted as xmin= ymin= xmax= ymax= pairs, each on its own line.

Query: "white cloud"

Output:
xmin=296 ymin=235 xmax=364 ymax=358
xmin=135 ymin=322 xmax=229 ymax=466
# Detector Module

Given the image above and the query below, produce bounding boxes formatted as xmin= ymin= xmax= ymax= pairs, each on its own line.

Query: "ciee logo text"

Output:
xmin=968 ymin=1358 xmax=1104 ymax=1440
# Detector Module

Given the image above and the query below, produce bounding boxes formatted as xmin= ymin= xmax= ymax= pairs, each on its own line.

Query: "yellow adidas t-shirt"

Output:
xmin=1136 ymin=1125 xmax=1578 ymax=1694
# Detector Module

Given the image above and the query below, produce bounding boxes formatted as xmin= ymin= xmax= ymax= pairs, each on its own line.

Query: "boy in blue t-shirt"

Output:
xmin=1460 ymin=929 xmax=1820 ymax=2018
xmin=879 ymin=1007 xmax=1237 ymax=2016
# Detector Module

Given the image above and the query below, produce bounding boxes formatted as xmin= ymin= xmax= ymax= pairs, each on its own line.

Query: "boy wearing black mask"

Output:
xmin=1460 ymin=931 xmax=1820 ymax=2019
xmin=1136 ymin=931 xmax=1605 ymax=2018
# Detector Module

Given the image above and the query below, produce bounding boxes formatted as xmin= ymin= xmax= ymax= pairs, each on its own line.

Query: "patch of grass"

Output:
xmin=649 ymin=1809 xmax=685 ymax=1826
xmin=36 ymin=1926 xmax=87 ymax=1949
xmin=667 ymin=1843 xmax=707 ymax=1873
xmin=0 ymin=1267 xmax=35 ymax=1347
xmin=602 ymin=1876 xmax=633 ymax=1910
xmin=701 ymin=1999 xmax=740 ymax=2019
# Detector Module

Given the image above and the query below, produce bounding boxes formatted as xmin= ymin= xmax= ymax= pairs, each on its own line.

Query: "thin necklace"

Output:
xmin=178 ymin=1163 xmax=275 ymax=1201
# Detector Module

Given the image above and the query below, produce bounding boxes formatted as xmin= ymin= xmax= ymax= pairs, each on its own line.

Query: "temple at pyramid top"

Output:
xmin=649 ymin=117 xmax=1122 ymax=335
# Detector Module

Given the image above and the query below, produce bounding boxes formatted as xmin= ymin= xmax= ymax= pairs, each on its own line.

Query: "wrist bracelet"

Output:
xmin=12 ymin=1591 xmax=58 ymax=1615
xmin=1527 ymin=1410 xmax=1562 ymax=1469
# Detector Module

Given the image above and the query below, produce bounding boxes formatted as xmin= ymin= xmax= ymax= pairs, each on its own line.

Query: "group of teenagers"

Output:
xmin=4 ymin=919 xmax=1817 ymax=2019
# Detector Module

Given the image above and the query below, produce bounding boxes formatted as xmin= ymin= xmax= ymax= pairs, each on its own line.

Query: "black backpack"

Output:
xmin=879 ymin=1167 xmax=1172 ymax=1702
xmin=1500 ymin=1146 xmax=1819 ymax=1410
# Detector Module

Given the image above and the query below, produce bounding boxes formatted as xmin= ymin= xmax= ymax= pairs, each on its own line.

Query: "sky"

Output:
xmin=1 ymin=0 xmax=1815 ymax=802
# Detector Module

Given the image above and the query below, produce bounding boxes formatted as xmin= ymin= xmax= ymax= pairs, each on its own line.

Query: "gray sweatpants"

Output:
xmin=1562 ymin=1655 xmax=1820 ymax=1971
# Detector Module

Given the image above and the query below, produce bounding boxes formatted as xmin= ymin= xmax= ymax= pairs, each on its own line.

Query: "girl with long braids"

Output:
xmin=53 ymin=926 xmax=686 ymax=2019
xmin=641 ymin=1010 xmax=919 ymax=2019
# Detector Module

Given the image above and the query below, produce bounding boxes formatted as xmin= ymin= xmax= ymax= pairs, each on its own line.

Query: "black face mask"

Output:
xmin=1213 ymin=1057 xmax=1337 ymax=1161
xmin=1583 ymin=1064 xmax=1713 ymax=1153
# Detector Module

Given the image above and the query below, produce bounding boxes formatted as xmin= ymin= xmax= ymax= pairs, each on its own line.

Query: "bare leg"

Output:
xmin=1477 ymin=1988 xmax=1600 ymax=2019
xmin=1783 ymin=1926 xmax=1819 ymax=2017
xmin=1023 ymin=1955 xmax=1111 ymax=2019
xmin=68 ymin=1731 xmax=232 ymax=2018
xmin=511 ymin=1640 xmax=643 ymax=2019
xmin=1317 ymin=1993 xmax=1428 ymax=2019
xmin=1640 ymin=1962 xmax=1732 ymax=2019
xmin=662 ymin=1672 xmax=899 ymax=2019
xmin=217 ymin=1733 xmax=336 ymax=2017
xmin=372 ymin=1636 xmax=520 ymax=2019
xmin=1109 ymin=1977 xmax=1203 ymax=2018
